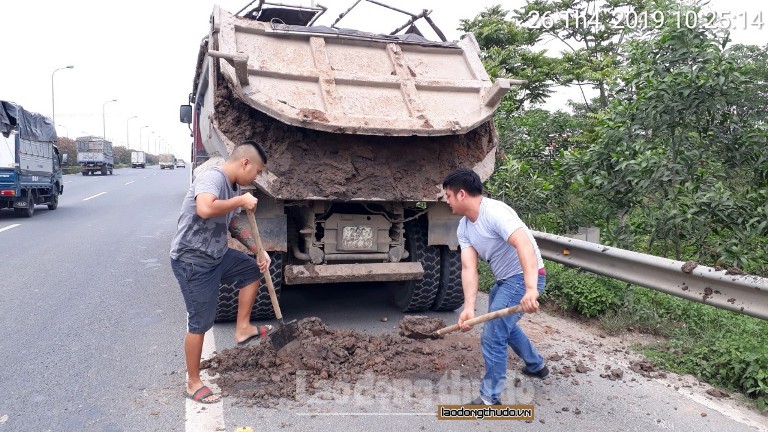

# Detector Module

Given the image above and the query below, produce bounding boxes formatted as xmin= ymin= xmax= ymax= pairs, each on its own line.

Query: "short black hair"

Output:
xmin=442 ymin=168 xmax=483 ymax=196
xmin=239 ymin=140 xmax=268 ymax=165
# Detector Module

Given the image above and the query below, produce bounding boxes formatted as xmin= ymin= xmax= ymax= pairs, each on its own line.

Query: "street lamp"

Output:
xmin=57 ymin=124 xmax=69 ymax=138
xmin=149 ymin=131 xmax=155 ymax=155
xmin=139 ymin=125 xmax=149 ymax=153
xmin=126 ymin=115 xmax=138 ymax=149
xmin=102 ymin=99 xmax=117 ymax=140
xmin=51 ymin=65 xmax=74 ymax=125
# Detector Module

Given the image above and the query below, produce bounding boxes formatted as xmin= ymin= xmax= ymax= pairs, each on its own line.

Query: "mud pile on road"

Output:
xmin=214 ymin=77 xmax=497 ymax=201
xmin=201 ymin=317 xmax=484 ymax=406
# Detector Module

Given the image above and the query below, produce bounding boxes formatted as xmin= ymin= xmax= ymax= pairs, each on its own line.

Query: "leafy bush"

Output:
xmin=541 ymin=263 xmax=626 ymax=317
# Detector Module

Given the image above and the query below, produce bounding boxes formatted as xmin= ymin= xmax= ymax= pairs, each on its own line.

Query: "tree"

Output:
xmin=570 ymin=2 xmax=768 ymax=267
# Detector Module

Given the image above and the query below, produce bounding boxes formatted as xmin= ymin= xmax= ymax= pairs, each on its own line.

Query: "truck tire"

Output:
xmin=47 ymin=185 xmax=59 ymax=211
xmin=14 ymin=196 xmax=34 ymax=218
xmin=215 ymin=251 xmax=283 ymax=322
xmin=430 ymin=246 xmax=464 ymax=311
xmin=101 ymin=166 xmax=107 ymax=176
xmin=82 ymin=171 xmax=88 ymax=176
xmin=392 ymin=217 xmax=440 ymax=312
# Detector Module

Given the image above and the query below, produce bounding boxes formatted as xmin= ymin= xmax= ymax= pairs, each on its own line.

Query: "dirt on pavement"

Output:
xmin=201 ymin=317 xmax=485 ymax=407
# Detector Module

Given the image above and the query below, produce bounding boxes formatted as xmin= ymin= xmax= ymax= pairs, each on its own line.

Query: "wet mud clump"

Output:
xmin=201 ymin=317 xmax=483 ymax=406
xmin=398 ymin=315 xmax=447 ymax=339
xmin=214 ymin=77 xmax=497 ymax=201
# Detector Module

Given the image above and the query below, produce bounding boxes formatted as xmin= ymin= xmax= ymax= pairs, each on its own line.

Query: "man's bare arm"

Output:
xmin=508 ymin=228 xmax=540 ymax=312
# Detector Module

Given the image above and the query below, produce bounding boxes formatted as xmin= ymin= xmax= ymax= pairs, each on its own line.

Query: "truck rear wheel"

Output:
xmin=430 ymin=246 xmax=464 ymax=311
xmin=215 ymin=251 xmax=283 ymax=322
xmin=14 ymin=196 xmax=34 ymax=218
xmin=392 ymin=217 xmax=440 ymax=312
xmin=47 ymin=186 xmax=59 ymax=211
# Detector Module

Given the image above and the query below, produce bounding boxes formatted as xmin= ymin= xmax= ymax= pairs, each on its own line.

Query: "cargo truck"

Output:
xmin=77 ymin=136 xmax=113 ymax=175
xmin=0 ymin=100 xmax=65 ymax=217
xmin=159 ymin=153 xmax=176 ymax=169
xmin=131 ymin=150 xmax=146 ymax=168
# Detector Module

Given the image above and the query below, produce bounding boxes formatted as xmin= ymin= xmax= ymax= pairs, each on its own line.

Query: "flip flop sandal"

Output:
xmin=185 ymin=385 xmax=220 ymax=404
xmin=236 ymin=325 xmax=274 ymax=346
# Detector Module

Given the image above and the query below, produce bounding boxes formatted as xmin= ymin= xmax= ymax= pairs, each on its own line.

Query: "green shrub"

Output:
xmin=541 ymin=263 xmax=626 ymax=317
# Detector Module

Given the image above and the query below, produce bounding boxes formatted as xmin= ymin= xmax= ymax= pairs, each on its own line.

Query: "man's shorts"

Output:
xmin=171 ymin=248 xmax=262 ymax=334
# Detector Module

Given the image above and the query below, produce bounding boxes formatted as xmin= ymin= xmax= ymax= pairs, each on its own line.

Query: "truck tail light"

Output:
xmin=0 ymin=190 xmax=15 ymax=196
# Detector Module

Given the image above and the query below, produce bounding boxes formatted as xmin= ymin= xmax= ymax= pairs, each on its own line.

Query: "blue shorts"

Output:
xmin=171 ymin=248 xmax=262 ymax=334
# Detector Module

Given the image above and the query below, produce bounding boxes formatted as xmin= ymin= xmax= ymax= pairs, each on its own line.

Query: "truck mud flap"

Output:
xmin=283 ymin=262 xmax=423 ymax=285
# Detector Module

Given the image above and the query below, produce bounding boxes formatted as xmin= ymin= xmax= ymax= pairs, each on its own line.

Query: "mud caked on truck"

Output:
xmin=0 ymin=100 xmax=65 ymax=217
xmin=77 ymin=136 xmax=114 ymax=175
xmin=180 ymin=1 xmax=520 ymax=320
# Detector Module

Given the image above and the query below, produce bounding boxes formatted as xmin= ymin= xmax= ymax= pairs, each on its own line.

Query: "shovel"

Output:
xmin=245 ymin=209 xmax=298 ymax=351
xmin=403 ymin=304 xmax=524 ymax=340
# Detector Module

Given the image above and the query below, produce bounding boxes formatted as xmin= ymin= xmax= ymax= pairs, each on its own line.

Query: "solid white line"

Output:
xmin=83 ymin=192 xmax=107 ymax=201
xmin=0 ymin=224 xmax=21 ymax=233
xmin=125 ymin=181 xmax=135 ymax=185
xmin=294 ymin=413 xmax=434 ymax=416
xmin=65 ymin=181 xmax=73 ymax=184
xmin=185 ymin=328 xmax=225 ymax=432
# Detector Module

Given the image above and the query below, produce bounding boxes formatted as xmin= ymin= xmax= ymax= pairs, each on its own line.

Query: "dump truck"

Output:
xmin=179 ymin=1 xmax=520 ymax=321
xmin=131 ymin=150 xmax=146 ymax=168
xmin=77 ymin=136 xmax=113 ymax=175
xmin=159 ymin=153 xmax=176 ymax=169
xmin=0 ymin=100 xmax=65 ymax=217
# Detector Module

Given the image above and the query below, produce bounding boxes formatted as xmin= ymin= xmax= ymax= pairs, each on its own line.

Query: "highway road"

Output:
xmin=0 ymin=166 xmax=764 ymax=431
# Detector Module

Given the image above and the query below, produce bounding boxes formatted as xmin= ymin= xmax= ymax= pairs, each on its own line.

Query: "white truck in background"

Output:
xmin=131 ymin=151 xmax=146 ymax=168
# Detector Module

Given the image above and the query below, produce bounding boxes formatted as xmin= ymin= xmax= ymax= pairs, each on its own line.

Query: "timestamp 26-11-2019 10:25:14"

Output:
xmin=520 ymin=8 xmax=765 ymax=31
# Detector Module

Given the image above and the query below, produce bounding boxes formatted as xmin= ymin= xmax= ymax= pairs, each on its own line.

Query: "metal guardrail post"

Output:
xmin=532 ymin=231 xmax=768 ymax=321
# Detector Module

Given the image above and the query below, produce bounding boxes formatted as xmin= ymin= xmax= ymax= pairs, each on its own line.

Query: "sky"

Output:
xmin=1 ymin=0 xmax=764 ymax=159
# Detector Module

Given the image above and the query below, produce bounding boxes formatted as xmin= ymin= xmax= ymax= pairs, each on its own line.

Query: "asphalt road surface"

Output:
xmin=0 ymin=166 xmax=764 ymax=431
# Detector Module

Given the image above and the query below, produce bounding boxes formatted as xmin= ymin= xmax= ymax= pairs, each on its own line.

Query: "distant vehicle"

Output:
xmin=159 ymin=153 xmax=176 ymax=169
xmin=0 ymin=100 xmax=65 ymax=217
xmin=176 ymin=159 xmax=186 ymax=168
xmin=131 ymin=151 xmax=146 ymax=168
xmin=76 ymin=136 xmax=114 ymax=175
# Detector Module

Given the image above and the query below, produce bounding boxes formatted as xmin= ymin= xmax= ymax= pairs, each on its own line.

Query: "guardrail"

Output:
xmin=532 ymin=231 xmax=768 ymax=321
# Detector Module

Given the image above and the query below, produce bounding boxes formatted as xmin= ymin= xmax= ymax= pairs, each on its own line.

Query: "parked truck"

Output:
xmin=76 ymin=136 xmax=113 ymax=175
xmin=159 ymin=153 xmax=176 ymax=169
xmin=0 ymin=100 xmax=65 ymax=217
xmin=180 ymin=1 xmax=519 ymax=321
xmin=131 ymin=150 xmax=146 ymax=168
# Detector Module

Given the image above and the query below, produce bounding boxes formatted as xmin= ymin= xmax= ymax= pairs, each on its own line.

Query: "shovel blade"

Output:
xmin=270 ymin=319 xmax=299 ymax=351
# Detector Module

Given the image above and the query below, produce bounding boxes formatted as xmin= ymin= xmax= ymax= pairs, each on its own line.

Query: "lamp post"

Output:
xmin=149 ymin=131 xmax=155 ymax=155
xmin=51 ymin=65 xmax=74 ymax=125
xmin=126 ymin=116 xmax=137 ymax=149
xmin=102 ymin=99 xmax=117 ymax=140
xmin=57 ymin=124 xmax=69 ymax=138
xmin=139 ymin=125 xmax=149 ymax=153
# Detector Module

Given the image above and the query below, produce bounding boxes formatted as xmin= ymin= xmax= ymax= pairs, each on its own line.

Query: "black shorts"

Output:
xmin=171 ymin=248 xmax=262 ymax=333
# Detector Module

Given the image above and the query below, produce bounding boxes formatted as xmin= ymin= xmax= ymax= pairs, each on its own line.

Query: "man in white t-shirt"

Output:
xmin=442 ymin=168 xmax=549 ymax=406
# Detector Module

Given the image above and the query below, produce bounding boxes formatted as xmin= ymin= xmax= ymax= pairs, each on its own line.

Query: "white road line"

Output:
xmin=65 ymin=181 xmax=73 ymax=184
xmin=125 ymin=181 xmax=135 ymax=185
xmin=83 ymin=192 xmax=107 ymax=201
xmin=0 ymin=224 xmax=21 ymax=233
xmin=294 ymin=413 xmax=434 ymax=416
xmin=185 ymin=328 xmax=225 ymax=431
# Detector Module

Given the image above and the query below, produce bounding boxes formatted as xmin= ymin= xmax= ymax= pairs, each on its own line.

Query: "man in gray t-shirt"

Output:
xmin=442 ymin=168 xmax=549 ymax=406
xmin=170 ymin=141 xmax=272 ymax=404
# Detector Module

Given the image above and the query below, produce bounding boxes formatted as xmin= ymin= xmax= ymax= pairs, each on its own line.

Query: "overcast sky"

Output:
xmin=0 ymin=0 xmax=764 ymax=159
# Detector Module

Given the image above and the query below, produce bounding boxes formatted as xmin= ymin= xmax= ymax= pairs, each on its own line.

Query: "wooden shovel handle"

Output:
xmin=435 ymin=304 xmax=523 ymax=336
xmin=245 ymin=209 xmax=282 ymax=321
